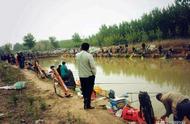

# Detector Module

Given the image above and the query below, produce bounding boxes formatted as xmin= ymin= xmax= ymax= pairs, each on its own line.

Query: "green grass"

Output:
xmin=0 ymin=62 xmax=43 ymax=123
xmin=0 ymin=62 xmax=24 ymax=84
xmin=39 ymin=98 xmax=47 ymax=111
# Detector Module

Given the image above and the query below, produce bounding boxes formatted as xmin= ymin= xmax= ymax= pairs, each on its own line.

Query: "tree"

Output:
xmin=13 ymin=43 xmax=23 ymax=52
xmin=49 ymin=36 xmax=59 ymax=49
xmin=126 ymin=31 xmax=141 ymax=43
xmin=141 ymin=31 xmax=149 ymax=42
xmin=1 ymin=43 xmax=12 ymax=53
xmin=0 ymin=47 xmax=4 ymax=55
xmin=72 ymin=33 xmax=82 ymax=43
xmin=155 ymin=28 xmax=163 ymax=40
xmin=23 ymin=33 xmax=36 ymax=49
xmin=175 ymin=0 xmax=190 ymax=6
xmin=33 ymin=40 xmax=53 ymax=51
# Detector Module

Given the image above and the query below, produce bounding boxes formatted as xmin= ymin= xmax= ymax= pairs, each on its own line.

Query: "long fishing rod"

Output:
xmin=73 ymin=74 xmax=154 ymax=85
xmin=124 ymin=92 xmax=167 ymax=104
xmin=73 ymin=75 xmax=148 ymax=85
xmin=126 ymin=92 xmax=165 ymax=94
xmin=95 ymin=82 xmax=147 ymax=84
xmin=72 ymin=75 xmax=149 ymax=85
xmin=129 ymin=94 xmax=157 ymax=104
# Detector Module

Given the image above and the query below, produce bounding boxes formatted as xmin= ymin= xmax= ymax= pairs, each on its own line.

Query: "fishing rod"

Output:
xmin=126 ymin=92 xmax=165 ymax=94
xmin=73 ymin=74 xmax=149 ymax=85
xmin=124 ymin=92 xmax=167 ymax=104
xmin=129 ymin=94 xmax=157 ymax=104
xmin=73 ymin=74 xmax=150 ymax=85
xmin=95 ymin=82 xmax=148 ymax=84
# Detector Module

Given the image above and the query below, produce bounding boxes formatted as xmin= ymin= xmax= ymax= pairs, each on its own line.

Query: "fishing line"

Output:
xmin=129 ymin=94 xmax=157 ymax=104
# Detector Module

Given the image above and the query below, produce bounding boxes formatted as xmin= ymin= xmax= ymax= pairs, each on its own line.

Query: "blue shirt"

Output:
xmin=60 ymin=64 xmax=69 ymax=78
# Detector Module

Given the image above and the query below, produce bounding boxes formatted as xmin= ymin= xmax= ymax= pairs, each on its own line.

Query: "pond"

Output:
xmin=39 ymin=56 xmax=190 ymax=118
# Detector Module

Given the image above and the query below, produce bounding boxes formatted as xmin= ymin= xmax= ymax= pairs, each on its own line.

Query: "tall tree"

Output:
xmin=13 ymin=43 xmax=23 ymax=52
xmin=23 ymin=33 xmax=36 ymax=49
xmin=33 ymin=40 xmax=53 ymax=51
xmin=72 ymin=33 xmax=82 ymax=43
xmin=1 ymin=43 xmax=12 ymax=53
xmin=0 ymin=47 xmax=4 ymax=55
xmin=49 ymin=36 xmax=59 ymax=49
xmin=175 ymin=0 xmax=190 ymax=6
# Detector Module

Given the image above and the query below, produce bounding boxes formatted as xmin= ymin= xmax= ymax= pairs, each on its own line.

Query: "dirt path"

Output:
xmin=21 ymin=68 xmax=125 ymax=124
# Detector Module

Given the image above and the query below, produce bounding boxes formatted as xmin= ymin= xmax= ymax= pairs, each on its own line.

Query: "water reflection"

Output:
xmin=39 ymin=57 xmax=190 ymax=96
xmin=39 ymin=57 xmax=190 ymax=116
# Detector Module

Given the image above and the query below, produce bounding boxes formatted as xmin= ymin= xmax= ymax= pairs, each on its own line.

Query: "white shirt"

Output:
xmin=76 ymin=50 xmax=96 ymax=78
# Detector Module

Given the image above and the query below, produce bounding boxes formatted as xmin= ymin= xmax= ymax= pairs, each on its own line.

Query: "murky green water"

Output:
xmin=39 ymin=57 xmax=190 ymax=117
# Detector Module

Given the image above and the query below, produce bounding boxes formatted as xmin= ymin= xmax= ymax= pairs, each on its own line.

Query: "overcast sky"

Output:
xmin=0 ymin=0 xmax=175 ymax=46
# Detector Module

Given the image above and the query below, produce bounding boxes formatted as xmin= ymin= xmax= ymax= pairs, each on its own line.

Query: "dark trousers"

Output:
xmin=176 ymin=99 xmax=190 ymax=121
xmin=19 ymin=61 xmax=25 ymax=69
xmin=80 ymin=75 xmax=95 ymax=108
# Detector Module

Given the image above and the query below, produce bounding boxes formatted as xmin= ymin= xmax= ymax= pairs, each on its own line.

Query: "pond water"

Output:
xmin=39 ymin=56 xmax=190 ymax=118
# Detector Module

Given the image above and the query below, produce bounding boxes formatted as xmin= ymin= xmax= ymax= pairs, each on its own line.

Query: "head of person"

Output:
xmin=58 ymin=64 xmax=61 ymax=69
xmin=156 ymin=93 xmax=163 ymax=101
xmin=35 ymin=59 xmax=39 ymax=64
xmin=50 ymin=65 xmax=55 ymax=70
xmin=62 ymin=61 xmax=66 ymax=65
xmin=81 ymin=43 xmax=89 ymax=51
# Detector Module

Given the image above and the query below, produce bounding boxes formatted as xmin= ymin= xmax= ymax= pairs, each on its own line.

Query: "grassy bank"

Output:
xmin=0 ymin=62 xmax=92 ymax=124
xmin=0 ymin=62 xmax=46 ymax=123
xmin=0 ymin=62 xmax=47 ymax=124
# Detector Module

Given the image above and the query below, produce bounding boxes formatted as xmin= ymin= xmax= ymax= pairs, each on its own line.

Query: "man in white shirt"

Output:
xmin=76 ymin=43 xmax=96 ymax=109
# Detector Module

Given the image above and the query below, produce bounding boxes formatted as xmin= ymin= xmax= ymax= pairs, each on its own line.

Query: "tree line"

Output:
xmin=0 ymin=33 xmax=60 ymax=54
xmin=0 ymin=0 xmax=189 ymax=54
xmin=87 ymin=0 xmax=190 ymax=46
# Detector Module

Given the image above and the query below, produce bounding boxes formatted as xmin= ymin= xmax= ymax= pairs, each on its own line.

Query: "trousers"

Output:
xmin=80 ymin=75 xmax=95 ymax=108
xmin=176 ymin=99 xmax=190 ymax=121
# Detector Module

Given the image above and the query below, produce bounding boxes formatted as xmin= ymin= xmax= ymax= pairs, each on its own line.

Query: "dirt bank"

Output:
xmin=0 ymin=63 xmax=45 ymax=124
xmin=21 ymin=67 xmax=125 ymax=124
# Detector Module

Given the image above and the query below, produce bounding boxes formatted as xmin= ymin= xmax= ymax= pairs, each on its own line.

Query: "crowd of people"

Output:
xmin=1 ymin=43 xmax=190 ymax=123
xmin=0 ymin=52 xmax=76 ymax=97
xmin=1 ymin=52 xmax=33 ymax=69
xmin=0 ymin=43 xmax=97 ymax=109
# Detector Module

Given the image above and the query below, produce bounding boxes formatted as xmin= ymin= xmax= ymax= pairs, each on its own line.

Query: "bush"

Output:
xmin=39 ymin=99 xmax=47 ymax=111
xmin=0 ymin=62 xmax=24 ymax=84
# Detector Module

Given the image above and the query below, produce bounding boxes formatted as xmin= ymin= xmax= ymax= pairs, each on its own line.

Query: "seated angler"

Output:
xmin=50 ymin=65 xmax=72 ymax=97
xmin=60 ymin=61 xmax=76 ymax=89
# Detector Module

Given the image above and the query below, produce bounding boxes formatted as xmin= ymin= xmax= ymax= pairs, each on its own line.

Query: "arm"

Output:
xmin=89 ymin=55 xmax=96 ymax=76
xmin=161 ymin=101 xmax=172 ymax=119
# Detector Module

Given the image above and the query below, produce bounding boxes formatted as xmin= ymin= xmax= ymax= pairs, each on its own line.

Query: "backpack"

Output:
xmin=122 ymin=106 xmax=145 ymax=123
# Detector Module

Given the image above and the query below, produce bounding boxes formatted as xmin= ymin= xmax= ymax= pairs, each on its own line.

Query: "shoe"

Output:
xmin=87 ymin=106 xmax=95 ymax=109
xmin=84 ymin=106 xmax=95 ymax=109
xmin=84 ymin=105 xmax=88 ymax=109
xmin=65 ymin=93 xmax=73 ymax=98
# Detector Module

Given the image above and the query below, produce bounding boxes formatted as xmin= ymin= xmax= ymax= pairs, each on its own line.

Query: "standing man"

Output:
xmin=19 ymin=52 xmax=25 ymax=69
xmin=76 ymin=43 xmax=96 ymax=109
xmin=156 ymin=91 xmax=190 ymax=122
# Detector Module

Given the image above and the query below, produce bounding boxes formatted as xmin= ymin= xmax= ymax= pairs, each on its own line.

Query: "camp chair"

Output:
xmin=51 ymin=69 xmax=72 ymax=98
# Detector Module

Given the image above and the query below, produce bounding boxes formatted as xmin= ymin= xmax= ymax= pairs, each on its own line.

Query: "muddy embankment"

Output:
xmin=0 ymin=62 xmax=46 ymax=124
xmin=0 ymin=62 xmax=125 ymax=124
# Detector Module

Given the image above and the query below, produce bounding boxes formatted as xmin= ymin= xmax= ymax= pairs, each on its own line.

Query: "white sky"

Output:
xmin=0 ymin=0 xmax=175 ymax=46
